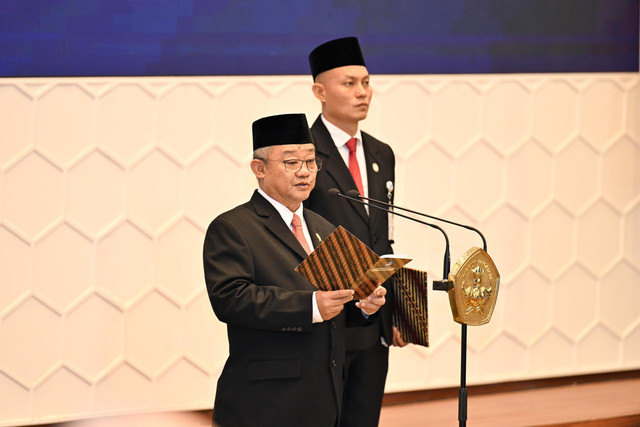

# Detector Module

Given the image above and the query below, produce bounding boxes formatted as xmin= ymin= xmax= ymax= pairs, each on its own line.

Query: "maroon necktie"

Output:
xmin=291 ymin=214 xmax=312 ymax=255
xmin=346 ymin=138 xmax=365 ymax=198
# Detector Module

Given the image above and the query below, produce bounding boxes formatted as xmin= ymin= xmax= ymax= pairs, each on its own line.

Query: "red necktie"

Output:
xmin=346 ymin=138 xmax=365 ymax=197
xmin=291 ymin=214 xmax=312 ymax=255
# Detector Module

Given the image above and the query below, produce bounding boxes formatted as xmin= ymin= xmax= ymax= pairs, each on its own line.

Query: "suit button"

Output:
xmin=297 ymin=327 xmax=302 ymax=332
xmin=331 ymin=360 xmax=337 ymax=368
xmin=331 ymin=321 xmax=336 ymax=329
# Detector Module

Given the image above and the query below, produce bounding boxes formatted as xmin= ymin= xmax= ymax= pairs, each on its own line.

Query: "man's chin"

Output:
xmin=295 ymin=187 xmax=313 ymax=200
xmin=353 ymin=112 xmax=368 ymax=121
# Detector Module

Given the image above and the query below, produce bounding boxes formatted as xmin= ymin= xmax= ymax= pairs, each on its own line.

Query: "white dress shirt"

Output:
xmin=257 ymin=188 xmax=323 ymax=323
xmin=321 ymin=115 xmax=369 ymax=207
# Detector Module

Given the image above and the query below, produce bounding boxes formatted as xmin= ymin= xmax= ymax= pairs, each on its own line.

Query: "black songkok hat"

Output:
xmin=252 ymin=113 xmax=313 ymax=151
xmin=308 ymin=36 xmax=366 ymax=80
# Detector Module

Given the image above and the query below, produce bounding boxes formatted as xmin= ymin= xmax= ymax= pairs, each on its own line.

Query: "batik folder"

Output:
xmin=391 ymin=267 xmax=429 ymax=347
xmin=295 ymin=226 xmax=411 ymax=299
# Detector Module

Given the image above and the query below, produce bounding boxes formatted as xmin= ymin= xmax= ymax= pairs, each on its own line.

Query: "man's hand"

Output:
xmin=316 ymin=289 xmax=355 ymax=320
xmin=355 ymin=286 xmax=387 ymax=316
xmin=392 ymin=325 xmax=409 ymax=347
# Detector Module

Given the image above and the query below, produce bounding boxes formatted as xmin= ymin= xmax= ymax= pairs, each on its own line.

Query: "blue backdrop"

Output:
xmin=1 ymin=0 xmax=638 ymax=77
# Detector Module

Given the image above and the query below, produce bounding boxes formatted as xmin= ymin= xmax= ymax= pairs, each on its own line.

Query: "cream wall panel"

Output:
xmin=0 ymin=73 xmax=638 ymax=425
xmin=532 ymin=80 xmax=578 ymax=152
xmin=0 ymin=86 xmax=32 ymax=168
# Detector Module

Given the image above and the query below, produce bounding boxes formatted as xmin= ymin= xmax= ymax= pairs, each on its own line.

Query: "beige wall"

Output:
xmin=0 ymin=72 xmax=639 ymax=425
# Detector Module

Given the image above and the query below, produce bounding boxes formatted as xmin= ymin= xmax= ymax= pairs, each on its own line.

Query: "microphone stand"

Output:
xmin=346 ymin=190 xmax=488 ymax=427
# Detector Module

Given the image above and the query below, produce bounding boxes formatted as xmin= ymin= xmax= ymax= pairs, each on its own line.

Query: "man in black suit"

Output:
xmin=305 ymin=37 xmax=407 ymax=427
xmin=203 ymin=113 xmax=387 ymax=427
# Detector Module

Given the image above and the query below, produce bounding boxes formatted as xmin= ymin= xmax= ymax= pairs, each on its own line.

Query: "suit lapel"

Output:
xmin=362 ymin=133 xmax=387 ymax=232
xmin=251 ymin=191 xmax=309 ymax=259
xmin=304 ymin=211 xmax=328 ymax=250
xmin=312 ymin=116 xmax=369 ymax=223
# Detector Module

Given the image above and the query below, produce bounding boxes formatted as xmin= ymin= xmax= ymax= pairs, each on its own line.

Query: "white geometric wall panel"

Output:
xmin=0 ymin=72 xmax=638 ymax=426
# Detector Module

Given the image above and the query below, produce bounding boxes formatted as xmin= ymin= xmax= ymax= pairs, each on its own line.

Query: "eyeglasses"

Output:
xmin=260 ymin=157 xmax=323 ymax=172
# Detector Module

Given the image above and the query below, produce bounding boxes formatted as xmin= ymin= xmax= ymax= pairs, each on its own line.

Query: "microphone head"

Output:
xmin=386 ymin=181 xmax=394 ymax=192
xmin=346 ymin=189 xmax=360 ymax=198
xmin=328 ymin=188 xmax=341 ymax=197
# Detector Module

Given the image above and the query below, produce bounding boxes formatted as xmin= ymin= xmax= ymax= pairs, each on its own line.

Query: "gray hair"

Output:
xmin=253 ymin=146 xmax=271 ymax=160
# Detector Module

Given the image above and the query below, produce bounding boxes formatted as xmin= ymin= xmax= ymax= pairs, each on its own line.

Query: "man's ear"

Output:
xmin=250 ymin=158 xmax=266 ymax=179
xmin=311 ymin=82 xmax=326 ymax=102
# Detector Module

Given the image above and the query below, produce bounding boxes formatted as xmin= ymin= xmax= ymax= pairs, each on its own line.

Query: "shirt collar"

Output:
xmin=321 ymin=114 xmax=362 ymax=149
xmin=257 ymin=187 xmax=304 ymax=227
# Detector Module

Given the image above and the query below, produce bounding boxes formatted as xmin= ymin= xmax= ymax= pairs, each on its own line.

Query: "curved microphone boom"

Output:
xmin=342 ymin=190 xmax=494 ymax=427
xmin=345 ymin=190 xmax=487 ymax=251
xmin=328 ymin=188 xmax=451 ymax=278
xmin=336 ymin=192 xmax=494 ymax=427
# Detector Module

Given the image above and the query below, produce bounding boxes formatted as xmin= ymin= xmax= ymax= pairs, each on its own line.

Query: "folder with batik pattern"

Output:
xmin=391 ymin=268 xmax=429 ymax=347
xmin=295 ymin=226 xmax=411 ymax=299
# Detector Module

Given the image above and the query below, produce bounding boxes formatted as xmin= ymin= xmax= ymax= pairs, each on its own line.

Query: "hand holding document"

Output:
xmin=356 ymin=285 xmax=387 ymax=315
xmin=296 ymin=226 xmax=429 ymax=347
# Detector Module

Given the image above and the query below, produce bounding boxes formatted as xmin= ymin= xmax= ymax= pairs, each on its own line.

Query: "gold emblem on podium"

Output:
xmin=447 ymin=247 xmax=500 ymax=326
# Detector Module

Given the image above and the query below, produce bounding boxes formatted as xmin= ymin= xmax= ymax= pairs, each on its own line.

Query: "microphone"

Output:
xmin=327 ymin=188 xmax=342 ymax=198
xmin=345 ymin=189 xmax=487 ymax=251
xmin=328 ymin=188 xmax=451 ymax=279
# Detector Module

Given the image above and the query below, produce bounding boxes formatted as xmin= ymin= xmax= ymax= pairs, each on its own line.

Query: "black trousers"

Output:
xmin=340 ymin=341 xmax=389 ymax=427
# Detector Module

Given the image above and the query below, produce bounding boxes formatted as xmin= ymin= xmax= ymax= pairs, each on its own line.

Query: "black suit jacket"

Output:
xmin=204 ymin=191 xmax=346 ymax=427
xmin=306 ymin=115 xmax=396 ymax=350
